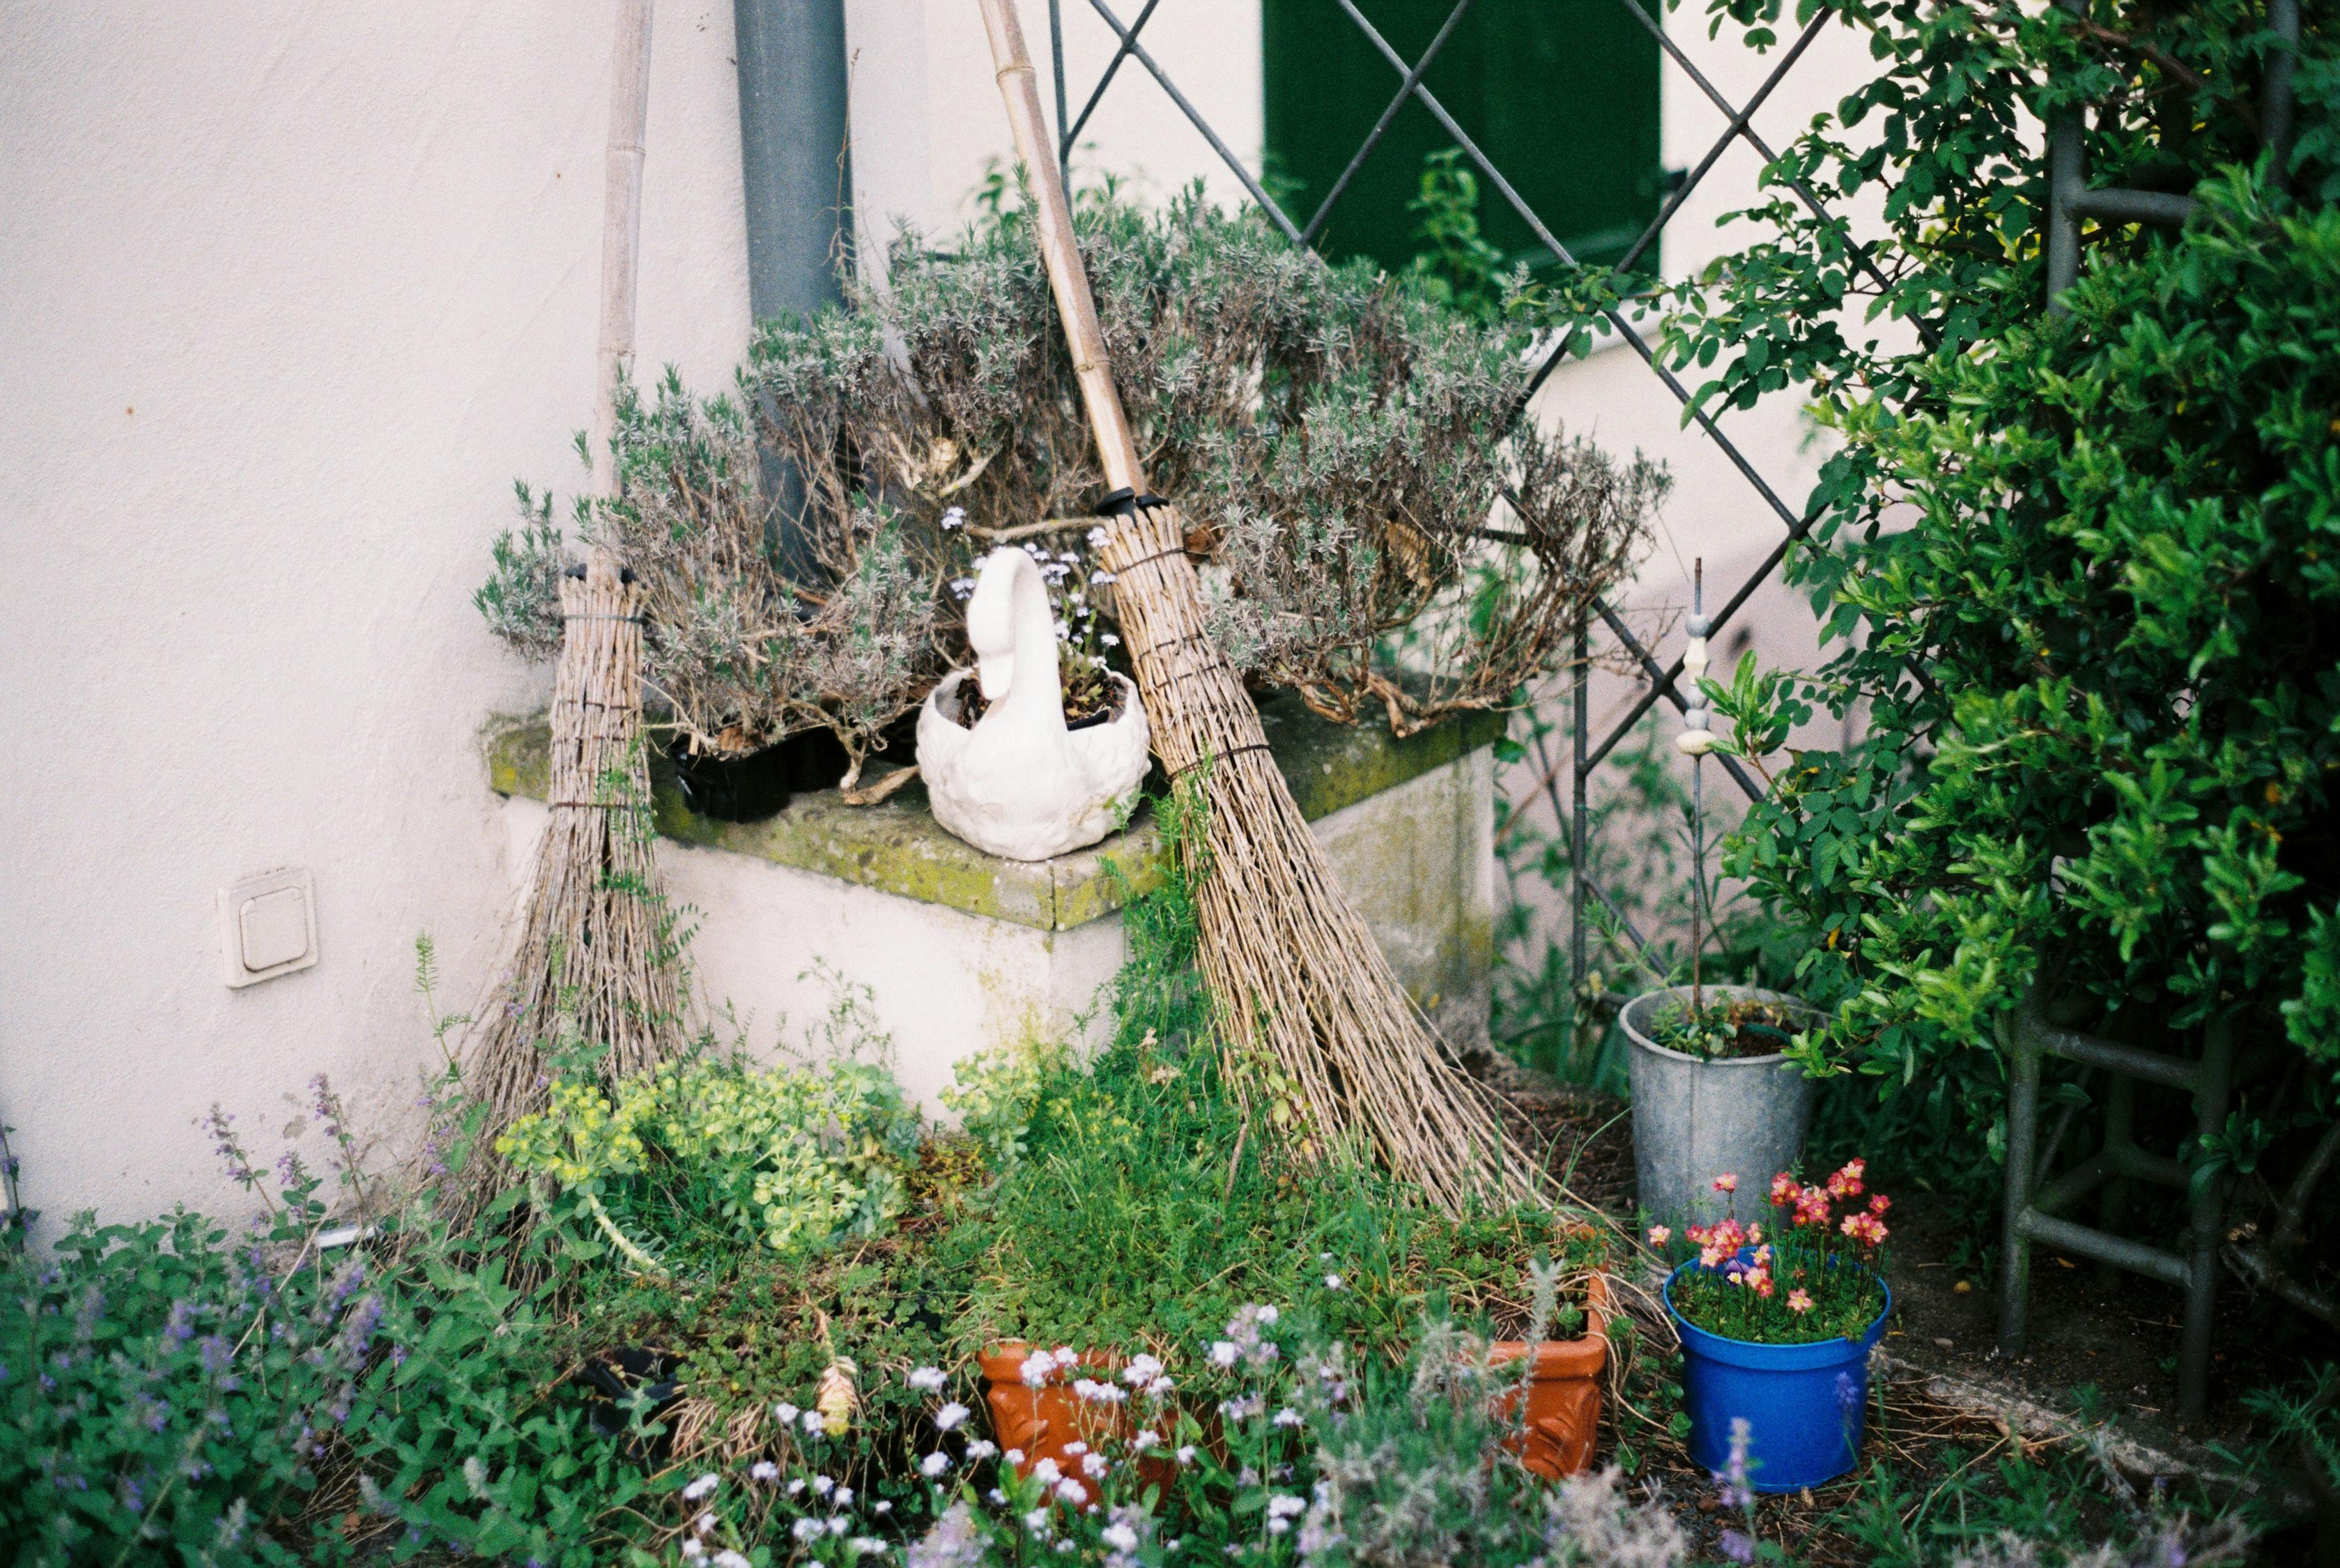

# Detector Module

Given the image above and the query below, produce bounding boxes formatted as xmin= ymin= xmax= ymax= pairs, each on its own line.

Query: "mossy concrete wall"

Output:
xmin=489 ymin=695 xmax=1502 ymax=1113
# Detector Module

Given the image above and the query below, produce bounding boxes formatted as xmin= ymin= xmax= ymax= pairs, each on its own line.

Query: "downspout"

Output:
xmin=734 ymin=0 xmax=853 ymax=574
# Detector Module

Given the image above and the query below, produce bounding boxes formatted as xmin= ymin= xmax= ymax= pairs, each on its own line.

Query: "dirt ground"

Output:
xmin=1479 ymin=1058 xmax=2318 ymax=1562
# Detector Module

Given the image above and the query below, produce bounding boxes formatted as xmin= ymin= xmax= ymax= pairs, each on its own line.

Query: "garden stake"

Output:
xmin=466 ymin=0 xmax=685 ymax=1160
xmin=976 ymin=0 xmax=1544 ymax=1215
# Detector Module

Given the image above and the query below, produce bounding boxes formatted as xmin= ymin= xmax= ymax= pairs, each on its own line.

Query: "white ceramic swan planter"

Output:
xmin=916 ymin=547 xmax=1151 ymax=862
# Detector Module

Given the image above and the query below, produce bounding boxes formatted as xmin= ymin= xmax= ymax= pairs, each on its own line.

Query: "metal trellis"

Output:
xmin=1042 ymin=0 xmax=1842 ymax=981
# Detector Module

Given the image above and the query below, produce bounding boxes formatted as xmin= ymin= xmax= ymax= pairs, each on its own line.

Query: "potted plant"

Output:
xmin=975 ymin=1277 xmax=1615 ymax=1484
xmin=1651 ymin=1160 xmax=1893 ymax=1492
xmin=1620 ymin=984 xmax=1820 ymax=1230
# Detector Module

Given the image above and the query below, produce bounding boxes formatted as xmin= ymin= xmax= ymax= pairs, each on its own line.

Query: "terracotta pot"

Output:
xmin=977 ymin=1345 xmax=1176 ymax=1491
xmin=1488 ymin=1270 xmax=1614 ymax=1479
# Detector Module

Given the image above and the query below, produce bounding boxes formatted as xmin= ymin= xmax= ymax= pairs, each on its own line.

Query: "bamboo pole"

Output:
xmin=592 ymin=0 xmax=656 ymax=502
xmin=975 ymin=0 xmax=1547 ymax=1214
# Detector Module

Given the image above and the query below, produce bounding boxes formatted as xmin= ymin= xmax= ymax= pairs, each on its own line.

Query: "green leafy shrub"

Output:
xmin=498 ymin=1051 xmax=921 ymax=1263
xmin=1571 ymin=0 xmax=2340 ymax=1211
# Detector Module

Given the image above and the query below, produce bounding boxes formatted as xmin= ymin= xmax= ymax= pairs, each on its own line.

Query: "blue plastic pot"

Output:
xmin=1663 ymin=1262 xmax=1891 ymax=1493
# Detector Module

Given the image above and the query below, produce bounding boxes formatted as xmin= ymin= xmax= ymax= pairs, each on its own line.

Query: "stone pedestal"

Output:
xmin=487 ymin=694 xmax=1500 ymax=1115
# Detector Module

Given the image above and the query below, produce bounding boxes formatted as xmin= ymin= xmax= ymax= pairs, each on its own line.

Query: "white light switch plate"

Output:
xmin=220 ymin=867 xmax=318 ymax=987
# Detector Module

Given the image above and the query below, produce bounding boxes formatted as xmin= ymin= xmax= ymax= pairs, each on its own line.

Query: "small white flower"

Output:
xmin=949 ymin=576 xmax=978 ymax=599
xmin=1054 ymin=1479 xmax=1088 ymax=1506
xmin=793 ymin=1519 xmax=824 ymax=1542
xmin=853 ymin=1539 xmax=887 ymax=1558
xmin=1064 ymin=1442 xmax=1088 ymax=1456
xmin=1024 ymin=1507 xmax=1052 ymax=1533
xmin=1032 ymin=1457 xmax=1063 ymax=1484
xmin=1208 ymin=1341 xmax=1240 ymax=1369
xmin=828 ymin=1516 xmax=851 ymax=1536
xmin=935 ymin=1400 xmax=970 ymax=1431
xmin=787 ymin=1477 xmax=806 ymax=1496
xmin=1021 ymin=1351 xmax=1056 ymax=1388
xmin=1004 ymin=1448 xmax=1025 ymax=1466
xmin=775 ymin=1401 xmax=801 ymax=1424
xmin=1268 ymin=1495 xmax=1308 ymax=1518
xmin=1082 ymin=1452 xmax=1109 ymax=1477
xmin=908 ymin=1365 xmax=947 ymax=1392
xmin=1104 ymin=1523 xmax=1141 ymax=1553
xmin=1272 ymin=1408 xmax=1303 ymax=1429
xmin=1132 ymin=1430 xmax=1162 ymax=1452
xmin=988 ymin=1487 xmax=1006 ymax=1505
xmin=683 ymin=1473 xmax=718 ymax=1502
xmin=749 ymin=1459 xmax=779 ymax=1482
xmin=1146 ymin=1376 xmax=1174 ymax=1398
xmin=682 ymin=1539 xmax=707 ymax=1560
xmin=1257 ymin=1307 xmax=1279 ymax=1325
xmin=920 ymin=1452 xmax=952 ymax=1478
xmin=1324 ymin=1273 xmax=1344 ymax=1290
xmin=835 ymin=1488 xmax=854 ymax=1507
xmin=875 ymin=1500 xmax=893 ymax=1514
xmin=941 ymin=507 xmax=967 ymax=530
xmin=803 ymin=1409 xmax=826 ymax=1435
xmin=1090 ymin=569 xmax=1117 ymax=585
xmin=1087 ymin=527 xmax=1109 ymax=547
xmin=1100 ymin=632 xmax=1121 ymax=647
xmin=1176 ymin=1445 xmax=1198 ymax=1466
xmin=1267 ymin=1519 xmax=1291 ymax=1536
xmin=694 ymin=1509 xmax=716 ymax=1535
xmin=812 ymin=1475 xmax=834 ymax=1496
xmin=714 ymin=1553 xmax=753 ymax=1568
xmin=1123 ymin=1354 xmax=1164 ymax=1386
xmin=967 ymin=1438 xmax=998 ymax=1460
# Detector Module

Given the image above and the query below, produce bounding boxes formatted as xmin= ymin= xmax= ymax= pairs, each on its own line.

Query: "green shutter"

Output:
xmin=1263 ymin=0 xmax=1663 ymax=275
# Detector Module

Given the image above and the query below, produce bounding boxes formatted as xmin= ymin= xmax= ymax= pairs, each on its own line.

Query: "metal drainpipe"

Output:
xmin=734 ymin=0 xmax=852 ymax=575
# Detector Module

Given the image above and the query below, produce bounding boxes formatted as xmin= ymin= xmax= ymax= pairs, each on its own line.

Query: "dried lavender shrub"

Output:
xmin=479 ymin=182 xmax=1658 ymax=767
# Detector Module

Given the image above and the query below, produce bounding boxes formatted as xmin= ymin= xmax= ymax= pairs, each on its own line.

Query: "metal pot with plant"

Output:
xmin=1620 ymin=562 xmax=1824 ymax=1230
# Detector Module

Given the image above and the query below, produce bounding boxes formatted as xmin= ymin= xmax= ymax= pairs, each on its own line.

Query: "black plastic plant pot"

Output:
xmin=578 ymin=1346 xmax=684 ymax=1459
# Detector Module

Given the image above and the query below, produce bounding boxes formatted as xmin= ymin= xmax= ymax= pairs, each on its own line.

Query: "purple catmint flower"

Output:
xmin=1719 ymin=1528 xmax=1755 ymax=1563
xmin=198 ymin=1335 xmax=233 ymax=1377
xmin=337 ymin=1294 xmax=385 ymax=1368
xmin=162 ymin=1300 xmax=196 ymax=1347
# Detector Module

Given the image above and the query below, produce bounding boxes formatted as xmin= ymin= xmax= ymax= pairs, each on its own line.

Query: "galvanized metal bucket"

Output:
xmin=1622 ymin=985 xmax=1819 ymax=1229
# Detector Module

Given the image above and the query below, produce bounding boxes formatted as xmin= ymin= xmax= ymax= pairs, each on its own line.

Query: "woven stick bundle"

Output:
xmin=466 ymin=0 xmax=684 ymax=1147
xmin=976 ymin=0 xmax=1544 ymax=1214
xmin=470 ymin=555 xmax=682 ymax=1128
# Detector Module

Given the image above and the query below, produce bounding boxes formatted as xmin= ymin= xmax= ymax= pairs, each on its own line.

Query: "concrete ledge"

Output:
xmin=485 ymin=694 xmax=1505 ymax=932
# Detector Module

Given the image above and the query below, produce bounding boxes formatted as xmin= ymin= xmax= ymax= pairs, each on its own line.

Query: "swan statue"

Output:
xmin=917 ymin=546 xmax=1152 ymax=862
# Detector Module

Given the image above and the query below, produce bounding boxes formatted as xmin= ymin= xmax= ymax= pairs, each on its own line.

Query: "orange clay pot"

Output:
xmin=1488 ymin=1270 xmax=1615 ymax=1479
xmin=977 ymin=1345 xmax=1178 ymax=1491
xmin=981 ymin=1275 xmax=1612 ymax=1488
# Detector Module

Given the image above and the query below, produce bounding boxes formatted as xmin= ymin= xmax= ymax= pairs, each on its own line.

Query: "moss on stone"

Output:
xmin=484 ymin=691 xmax=1506 ymax=933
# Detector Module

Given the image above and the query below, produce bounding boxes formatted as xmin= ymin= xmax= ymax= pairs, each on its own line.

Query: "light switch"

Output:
xmin=220 ymin=868 xmax=317 ymax=987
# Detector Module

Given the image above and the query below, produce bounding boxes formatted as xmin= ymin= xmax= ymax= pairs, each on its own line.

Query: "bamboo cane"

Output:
xmin=976 ymin=0 xmax=1545 ymax=1214
xmin=466 ymin=0 xmax=684 ymax=1153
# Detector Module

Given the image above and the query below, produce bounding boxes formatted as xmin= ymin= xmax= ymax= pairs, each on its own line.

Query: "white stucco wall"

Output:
xmin=0 ymin=3 xmax=754 ymax=1233
xmin=1 ymin=0 xmax=1872 ymax=1231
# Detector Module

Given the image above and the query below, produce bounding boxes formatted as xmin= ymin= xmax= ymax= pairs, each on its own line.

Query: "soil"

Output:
xmin=949 ymin=669 xmax=1121 ymax=732
xmin=1472 ymin=1053 xmax=2319 ymax=1563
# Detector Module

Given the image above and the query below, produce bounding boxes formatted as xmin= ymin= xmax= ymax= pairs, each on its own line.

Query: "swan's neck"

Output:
xmin=990 ymin=559 xmax=1066 ymax=732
